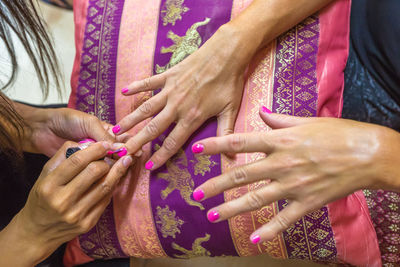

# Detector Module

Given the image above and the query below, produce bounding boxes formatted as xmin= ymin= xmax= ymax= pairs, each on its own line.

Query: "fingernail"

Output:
xmin=112 ymin=125 xmax=121 ymax=134
xmin=122 ymin=156 xmax=133 ymax=167
xmin=207 ymin=210 xmax=220 ymax=222
xmin=262 ymin=106 xmax=272 ymax=114
xmin=104 ymin=157 xmax=115 ymax=166
xmin=79 ymin=138 xmax=96 ymax=144
xmin=117 ymin=147 xmax=128 ymax=157
xmin=192 ymin=143 xmax=204 ymax=154
xmin=193 ymin=188 xmax=205 ymax=201
xmin=107 ymin=150 xmax=115 ymax=155
xmin=121 ymin=88 xmax=129 ymax=94
xmin=102 ymin=142 xmax=111 ymax=150
xmin=145 ymin=161 xmax=154 ymax=170
xmin=250 ymin=235 xmax=261 ymax=244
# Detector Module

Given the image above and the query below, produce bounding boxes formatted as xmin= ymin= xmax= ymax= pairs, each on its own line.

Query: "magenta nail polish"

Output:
xmin=121 ymin=88 xmax=129 ymax=94
xmin=107 ymin=150 xmax=115 ymax=155
xmin=79 ymin=138 xmax=96 ymax=144
xmin=250 ymin=235 xmax=261 ymax=244
xmin=207 ymin=210 xmax=220 ymax=222
xmin=117 ymin=147 xmax=128 ymax=157
xmin=193 ymin=189 xmax=205 ymax=201
xmin=192 ymin=143 xmax=204 ymax=154
xmin=262 ymin=106 xmax=272 ymax=114
xmin=112 ymin=125 xmax=121 ymax=134
xmin=145 ymin=161 xmax=154 ymax=170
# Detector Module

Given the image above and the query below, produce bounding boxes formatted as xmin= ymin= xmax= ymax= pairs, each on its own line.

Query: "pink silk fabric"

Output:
xmin=65 ymin=0 xmax=381 ymax=266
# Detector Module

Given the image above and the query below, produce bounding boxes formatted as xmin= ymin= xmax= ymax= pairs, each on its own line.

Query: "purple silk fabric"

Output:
xmin=273 ymin=17 xmax=338 ymax=261
xmin=149 ymin=0 xmax=238 ymax=257
xmin=76 ymin=0 xmax=126 ymax=258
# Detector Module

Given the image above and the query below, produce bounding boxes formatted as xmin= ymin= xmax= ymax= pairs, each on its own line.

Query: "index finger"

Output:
xmin=52 ymin=141 xmax=111 ymax=185
xmin=191 ymin=132 xmax=277 ymax=155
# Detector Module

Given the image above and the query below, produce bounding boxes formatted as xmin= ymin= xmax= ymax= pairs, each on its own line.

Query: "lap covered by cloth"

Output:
xmin=64 ymin=0 xmax=381 ymax=266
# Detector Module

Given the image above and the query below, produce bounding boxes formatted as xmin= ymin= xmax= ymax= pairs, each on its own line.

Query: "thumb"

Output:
xmin=259 ymin=106 xmax=319 ymax=129
xmin=217 ymin=108 xmax=238 ymax=158
xmin=86 ymin=118 xmax=116 ymax=143
xmin=217 ymin=108 xmax=238 ymax=137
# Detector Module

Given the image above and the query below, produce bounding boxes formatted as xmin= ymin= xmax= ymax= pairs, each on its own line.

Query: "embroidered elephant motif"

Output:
xmin=172 ymin=234 xmax=211 ymax=258
xmin=156 ymin=17 xmax=211 ymax=73
xmin=157 ymin=148 xmax=205 ymax=210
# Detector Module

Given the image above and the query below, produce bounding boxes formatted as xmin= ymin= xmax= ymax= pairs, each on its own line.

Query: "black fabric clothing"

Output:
xmin=342 ymin=0 xmax=400 ymax=130
xmin=350 ymin=0 xmax=400 ymax=106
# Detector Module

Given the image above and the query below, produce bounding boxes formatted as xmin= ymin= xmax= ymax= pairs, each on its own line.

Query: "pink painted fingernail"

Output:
xmin=117 ymin=147 xmax=128 ymax=157
xmin=262 ymin=106 xmax=272 ymax=114
xmin=207 ymin=210 xmax=220 ymax=222
xmin=145 ymin=161 xmax=154 ymax=170
xmin=79 ymin=138 xmax=96 ymax=144
xmin=250 ymin=235 xmax=261 ymax=244
xmin=121 ymin=88 xmax=129 ymax=94
xmin=112 ymin=125 xmax=121 ymax=134
xmin=193 ymin=189 xmax=205 ymax=201
xmin=107 ymin=150 xmax=115 ymax=155
xmin=192 ymin=143 xmax=204 ymax=154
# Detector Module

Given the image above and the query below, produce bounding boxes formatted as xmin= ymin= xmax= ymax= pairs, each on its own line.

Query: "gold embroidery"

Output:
xmin=190 ymin=154 xmax=217 ymax=176
xmin=161 ymin=0 xmax=189 ymax=26
xmin=172 ymin=234 xmax=211 ymax=258
xmin=156 ymin=18 xmax=211 ymax=73
xmin=155 ymin=205 xmax=185 ymax=239
xmin=156 ymin=146 xmax=205 ymax=210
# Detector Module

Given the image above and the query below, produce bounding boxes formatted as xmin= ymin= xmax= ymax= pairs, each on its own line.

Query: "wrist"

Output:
xmin=14 ymin=103 xmax=53 ymax=153
xmin=0 ymin=212 xmax=52 ymax=266
xmin=211 ymin=23 xmax=261 ymax=74
xmin=376 ymin=127 xmax=400 ymax=191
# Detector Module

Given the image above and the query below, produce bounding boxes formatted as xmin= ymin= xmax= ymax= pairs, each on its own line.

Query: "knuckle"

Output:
xmin=145 ymin=120 xmax=160 ymax=138
xmin=63 ymin=212 xmax=80 ymax=226
xmin=36 ymin=183 xmax=53 ymax=199
xmin=100 ymin=183 xmax=113 ymax=195
xmin=274 ymin=214 xmax=291 ymax=231
xmin=78 ymin=220 xmax=93 ymax=233
xmin=246 ymin=191 xmax=265 ymax=210
xmin=228 ymin=134 xmax=246 ymax=152
xmin=69 ymin=154 xmax=84 ymax=169
xmin=163 ymin=136 xmax=178 ymax=153
xmin=86 ymin=162 xmax=106 ymax=177
xmin=143 ymin=77 xmax=151 ymax=89
xmin=138 ymin=101 xmax=153 ymax=116
xmin=207 ymin=178 xmax=219 ymax=195
xmin=230 ymin=167 xmax=247 ymax=186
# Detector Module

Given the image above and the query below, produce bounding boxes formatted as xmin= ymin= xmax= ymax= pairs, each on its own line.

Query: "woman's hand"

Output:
xmin=114 ymin=25 xmax=249 ymax=170
xmin=112 ymin=0 xmax=333 ymax=170
xmin=0 ymin=141 xmax=134 ymax=266
xmin=14 ymin=103 xmax=117 ymax=156
xmin=191 ymin=107 xmax=400 ymax=244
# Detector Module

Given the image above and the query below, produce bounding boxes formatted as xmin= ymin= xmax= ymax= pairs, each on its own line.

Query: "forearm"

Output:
xmin=0 ymin=213 xmax=49 ymax=266
xmin=218 ymin=0 xmax=333 ymax=71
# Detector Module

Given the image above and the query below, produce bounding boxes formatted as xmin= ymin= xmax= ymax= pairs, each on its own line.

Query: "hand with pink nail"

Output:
xmin=192 ymin=108 xmax=400 ymax=244
xmin=110 ymin=23 xmax=261 ymax=170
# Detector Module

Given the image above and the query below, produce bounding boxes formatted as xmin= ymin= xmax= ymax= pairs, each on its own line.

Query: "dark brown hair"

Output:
xmin=0 ymin=0 xmax=62 ymax=153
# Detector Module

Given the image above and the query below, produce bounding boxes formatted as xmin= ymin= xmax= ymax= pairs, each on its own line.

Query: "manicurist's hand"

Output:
xmin=14 ymin=103 xmax=117 ymax=156
xmin=191 ymin=107 xmax=400 ymax=244
xmin=0 ymin=141 xmax=134 ymax=266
